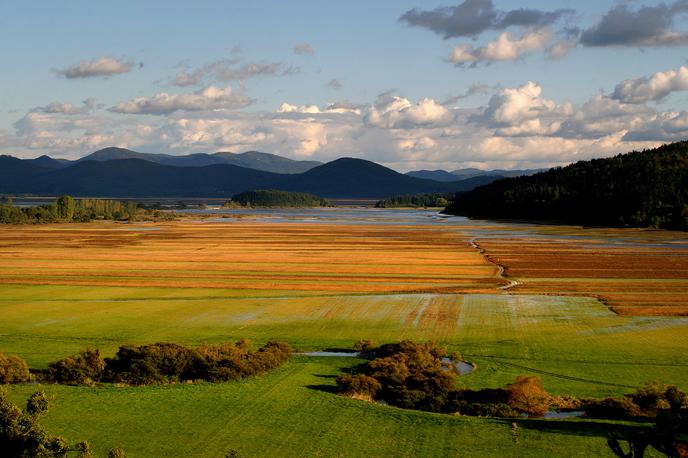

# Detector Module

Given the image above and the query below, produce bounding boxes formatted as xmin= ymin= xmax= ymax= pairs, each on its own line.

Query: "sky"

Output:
xmin=1 ymin=0 xmax=688 ymax=171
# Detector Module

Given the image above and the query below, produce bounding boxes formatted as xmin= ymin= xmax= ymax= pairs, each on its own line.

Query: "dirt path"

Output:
xmin=470 ymin=237 xmax=521 ymax=291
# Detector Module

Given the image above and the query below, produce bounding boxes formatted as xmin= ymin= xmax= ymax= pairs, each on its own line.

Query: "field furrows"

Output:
xmin=0 ymin=222 xmax=502 ymax=293
xmin=476 ymin=236 xmax=688 ymax=316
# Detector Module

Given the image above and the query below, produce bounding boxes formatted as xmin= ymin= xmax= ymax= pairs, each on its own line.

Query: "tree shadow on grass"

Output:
xmin=498 ymin=418 xmax=652 ymax=439
xmin=322 ymin=347 xmax=359 ymax=353
xmin=305 ymin=384 xmax=339 ymax=394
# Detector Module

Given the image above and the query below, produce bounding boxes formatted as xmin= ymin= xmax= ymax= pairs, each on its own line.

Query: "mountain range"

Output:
xmin=23 ymin=147 xmax=322 ymax=174
xmin=0 ymin=148 xmax=506 ymax=198
xmin=406 ymin=167 xmax=543 ymax=182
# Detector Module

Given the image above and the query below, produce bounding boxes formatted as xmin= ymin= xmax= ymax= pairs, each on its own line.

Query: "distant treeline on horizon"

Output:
xmin=0 ymin=195 xmax=172 ymax=224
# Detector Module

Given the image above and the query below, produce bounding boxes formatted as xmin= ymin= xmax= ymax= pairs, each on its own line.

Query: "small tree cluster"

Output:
xmin=336 ymin=341 xmax=457 ymax=413
xmin=585 ymin=382 xmax=688 ymax=420
xmin=0 ymin=196 xmax=173 ymax=225
xmin=46 ymin=349 xmax=105 ymax=386
xmin=336 ymin=340 xmax=551 ymax=417
xmin=0 ymin=352 xmax=31 ymax=384
xmin=0 ymin=389 xmax=92 ymax=457
xmin=607 ymin=385 xmax=688 ymax=458
xmin=229 ymin=189 xmax=330 ymax=208
xmin=43 ymin=341 xmax=292 ymax=386
xmin=375 ymin=193 xmax=452 ymax=209
xmin=336 ymin=375 xmax=381 ymax=401
xmin=352 ymin=339 xmax=377 ymax=358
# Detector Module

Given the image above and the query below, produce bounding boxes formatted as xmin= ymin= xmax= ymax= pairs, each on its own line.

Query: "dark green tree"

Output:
xmin=56 ymin=195 xmax=76 ymax=220
xmin=0 ymin=388 xmax=91 ymax=457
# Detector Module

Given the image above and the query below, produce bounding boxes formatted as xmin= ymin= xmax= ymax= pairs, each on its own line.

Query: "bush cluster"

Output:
xmin=0 ymin=352 xmax=31 ymax=384
xmin=45 ymin=341 xmax=292 ymax=386
xmin=584 ymin=382 xmax=688 ymax=420
xmin=46 ymin=349 xmax=105 ymax=386
xmin=336 ymin=340 xmax=551 ymax=417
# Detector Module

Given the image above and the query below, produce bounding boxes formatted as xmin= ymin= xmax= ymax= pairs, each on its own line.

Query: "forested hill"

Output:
xmin=230 ymin=190 xmax=330 ymax=207
xmin=443 ymin=141 xmax=688 ymax=230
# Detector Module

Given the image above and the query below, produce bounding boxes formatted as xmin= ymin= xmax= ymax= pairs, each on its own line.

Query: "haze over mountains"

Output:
xmin=0 ymin=148 xmax=511 ymax=198
xmin=406 ymin=168 xmax=543 ymax=182
xmin=26 ymin=147 xmax=322 ymax=174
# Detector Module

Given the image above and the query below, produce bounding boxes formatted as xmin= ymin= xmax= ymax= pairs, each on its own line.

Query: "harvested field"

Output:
xmin=0 ymin=222 xmax=501 ymax=293
xmin=476 ymin=235 xmax=688 ymax=316
xmin=1 ymin=214 xmax=687 ymax=457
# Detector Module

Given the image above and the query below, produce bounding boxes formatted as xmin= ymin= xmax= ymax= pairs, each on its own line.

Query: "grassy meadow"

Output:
xmin=1 ymin=218 xmax=687 ymax=456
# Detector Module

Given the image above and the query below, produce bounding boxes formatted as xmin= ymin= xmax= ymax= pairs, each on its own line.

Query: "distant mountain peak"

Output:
xmin=69 ymin=146 xmax=322 ymax=174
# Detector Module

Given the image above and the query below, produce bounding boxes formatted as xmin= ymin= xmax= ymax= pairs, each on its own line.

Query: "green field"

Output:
xmin=2 ymin=285 xmax=687 ymax=398
xmin=7 ymin=357 xmax=659 ymax=458
xmin=2 ymin=285 xmax=687 ymax=456
xmin=1 ymin=220 xmax=687 ymax=456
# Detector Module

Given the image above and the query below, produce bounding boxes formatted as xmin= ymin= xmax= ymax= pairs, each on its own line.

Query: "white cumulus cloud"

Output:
xmin=480 ymin=81 xmax=564 ymax=127
xmin=365 ymin=96 xmax=453 ymax=129
xmin=612 ymin=65 xmax=688 ymax=103
xmin=448 ymin=29 xmax=552 ymax=66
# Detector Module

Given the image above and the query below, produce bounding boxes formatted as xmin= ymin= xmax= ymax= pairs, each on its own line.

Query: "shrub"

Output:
xmin=506 ymin=375 xmax=551 ymax=417
xmin=337 ymin=341 xmax=455 ymax=413
xmin=550 ymin=395 xmax=582 ymax=411
xmin=584 ymin=396 xmax=642 ymax=419
xmin=450 ymin=401 xmax=519 ymax=417
xmin=449 ymin=388 xmax=510 ymax=407
xmin=631 ymin=381 xmax=671 ymax=414
xmin=665 ymin=385 xmax=688 ymax=412
xmin=353 ymin=339 xmax=377 ymax=357
xmin=46 ymin=348 xmax=106 ymax=385
xmin=102 ymin=341 xmax=292 ymax=385
xmin=0 ymin=353 xmax=31 ymax=384
xmin=104 ymin=343 xmax=205 ymax=385
xmin=584 ymin=384 xmax=688 ymax=421
xmin=108 ymin=446 xmax=127 ymax=458
xmin=336 ymin=374 xmax=382 ymax=400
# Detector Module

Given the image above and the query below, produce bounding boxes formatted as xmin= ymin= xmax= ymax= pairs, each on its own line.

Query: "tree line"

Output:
xmin=0 ymin=196 xmax=174 ymax=224
xmin=225 ymin=189 xmax=330 ymax=208
xmin=0 ymin=340 xmax=292 ymax=386
xmin=375 ymin=193 xmax=453 ymax=208
xmin=443 ymin=141 xmax=688 ymax=230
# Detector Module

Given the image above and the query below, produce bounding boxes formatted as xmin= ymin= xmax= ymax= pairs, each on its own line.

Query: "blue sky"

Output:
xmin=2 ymin=0 xmax=688 ymax=170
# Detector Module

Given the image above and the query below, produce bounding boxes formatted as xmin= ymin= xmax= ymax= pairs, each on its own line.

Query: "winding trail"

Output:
xmin=469 ymin=237 xmax=521 ymax=291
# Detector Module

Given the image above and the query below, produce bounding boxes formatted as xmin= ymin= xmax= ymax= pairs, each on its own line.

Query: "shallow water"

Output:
xmin=441 ymin=357 xmax=475 ymax=375
xmin=543 ymin=410 xmax=586 ymax=419
xmin=181 ymin=207 xmax=688 ymax=250
xmin=300 ymin=351 xmax=361 ymax=357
